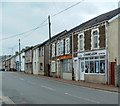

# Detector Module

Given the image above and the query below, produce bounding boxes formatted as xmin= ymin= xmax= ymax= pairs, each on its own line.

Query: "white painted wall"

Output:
xmin=33 ymin=48 xmax=39 ymax=75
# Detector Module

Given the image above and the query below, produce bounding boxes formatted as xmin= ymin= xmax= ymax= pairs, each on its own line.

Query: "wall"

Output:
xmin=33 ymin=48 xmax=39 ymax=75
xmin=84 ymin=74 xmax=105 ymax=84
xmin=63 ymin=73 xmax=72 ymax=80
xmin=108 ymin=17 xmax=119 ymax=65
xmin=39 ymin=46 xmax=44 ymax=75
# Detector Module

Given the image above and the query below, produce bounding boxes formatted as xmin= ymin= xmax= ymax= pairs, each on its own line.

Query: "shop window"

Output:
xmin=63 ymin=59 xmax=72 ymax=72
xmin=85 ymin=61 xmax=90 ymax=73
xmin=95 ymin=61 xmax=99 ymax=73
xmin=90 ymin=61 xmax=94 ymax=73
xmin=100 ymin=60 xmax=105 ymax=73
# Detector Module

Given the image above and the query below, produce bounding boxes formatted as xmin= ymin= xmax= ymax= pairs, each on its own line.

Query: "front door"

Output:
xmin=74 ymin=60 xmax=78 ymax=81
xmin=80 ymin=61 xmax=85 ymax=80
xmin=110 ymin=62 xmax=116 ymax=85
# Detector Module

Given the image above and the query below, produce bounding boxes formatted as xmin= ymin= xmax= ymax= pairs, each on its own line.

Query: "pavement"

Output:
xmin=21 ymin=72 xmax=119 ymax=93
xmin=2 ymin=72 xmax=119 ymax=104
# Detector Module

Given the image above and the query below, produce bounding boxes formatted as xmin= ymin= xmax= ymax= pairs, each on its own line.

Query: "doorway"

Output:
xmin=80 ymin=61 xmax=85 ymax=80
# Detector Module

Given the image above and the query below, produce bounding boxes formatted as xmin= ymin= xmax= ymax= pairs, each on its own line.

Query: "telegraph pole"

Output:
xmin=19 ymin=39 xmax=21 ymax=71
xmin=48 ymin=15 xmax=51 ymax=77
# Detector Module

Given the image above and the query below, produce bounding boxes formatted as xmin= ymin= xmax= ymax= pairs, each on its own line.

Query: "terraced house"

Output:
xmin=51 ymin=8 xmax=120 ymax=86
xmin=72 ymin=8 xmax=120 ymax=86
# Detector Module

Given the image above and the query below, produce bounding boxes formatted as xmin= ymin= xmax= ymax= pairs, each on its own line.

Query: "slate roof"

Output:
xmin=67 ymin=8 xmax=120 ymax=33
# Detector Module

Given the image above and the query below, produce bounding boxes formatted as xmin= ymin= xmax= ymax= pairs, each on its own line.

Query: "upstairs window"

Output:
xmin=56 ymin=41 xmax=60 ymax=56
xmin=65 ymin=38 xmax=70 ymax=54
xmin=79 ymin=33 xmax=84 ymax=51
xmin=52 ymin=43 xmax=55 ymax=57
xmin=60 ymin=40 xmax=64 ymax=55
xmin=92 ymin=28 xmax=99 ymax=49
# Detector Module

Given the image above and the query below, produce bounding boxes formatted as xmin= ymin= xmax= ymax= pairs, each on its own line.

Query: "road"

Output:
xmin=2 ymin=72 xmax=118 ymax=104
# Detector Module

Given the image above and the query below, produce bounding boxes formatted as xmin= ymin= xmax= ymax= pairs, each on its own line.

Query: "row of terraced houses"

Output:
xmin=1 ymin=8 xmax=120 ymax=87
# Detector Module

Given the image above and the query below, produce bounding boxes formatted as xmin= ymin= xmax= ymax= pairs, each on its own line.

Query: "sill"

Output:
xmin=84 ymin=73 xmax=105 ymax=75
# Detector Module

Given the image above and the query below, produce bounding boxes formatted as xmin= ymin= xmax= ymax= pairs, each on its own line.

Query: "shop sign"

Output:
xmin=78 ymin=50 xmax=106 ymax=57
xmin=59 ymin=55 xmax=72 ymax=60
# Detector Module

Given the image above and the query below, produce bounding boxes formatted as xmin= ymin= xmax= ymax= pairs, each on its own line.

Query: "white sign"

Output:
xmin=78 ymin=50 xmax=106 ymax=57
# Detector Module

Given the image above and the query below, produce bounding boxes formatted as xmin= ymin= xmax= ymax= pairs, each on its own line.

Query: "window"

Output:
xmin=63 ymin=59 xmax=72 ymax=72
xmin=100 ymin=60 xmax=105 ymax=73
xmin=79 ymin=33 xmax=84 ymax=51
xmin=65 ymin=38 xmax=70 ymax=54
xmin=40 ymin=63 xmax=43 ymax=70
xmin=56 ymin=41 xmax=60 ymax=56
xmin=51 ymin=61 xmax=56 ymax=72
xmin=39 ymin=47 xmax=44 ymax=57
xmin=91 ymin=29 xmax=99 ymax=49
xmin=84 ymin=56 xmax=105 ymax=74
xmin=52 ymin=44 xmax=55 ymax=57
xmin=60 ymin=40 xmax=64 ymax=55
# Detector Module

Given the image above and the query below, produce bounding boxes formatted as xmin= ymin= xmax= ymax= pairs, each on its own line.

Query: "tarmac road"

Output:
xmin=2 ymin=72 xmax=118 ymax=104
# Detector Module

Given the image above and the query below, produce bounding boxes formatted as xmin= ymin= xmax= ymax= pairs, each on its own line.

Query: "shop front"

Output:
xmin=78 ymin=49 xmax=107 ymax=84
xmin=59 ymin=55 xmax=72 ymax=80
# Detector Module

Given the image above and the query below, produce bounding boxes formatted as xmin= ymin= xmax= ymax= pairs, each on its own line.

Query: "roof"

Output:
xmin=67 ymin=8 xmax=120 ymax=33
xmin=32 ymin=30 xmax=67 ymax=49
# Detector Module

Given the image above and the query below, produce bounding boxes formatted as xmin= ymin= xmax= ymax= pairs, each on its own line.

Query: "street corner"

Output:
xmin=0 ymin=96 xmax=15 ymax=104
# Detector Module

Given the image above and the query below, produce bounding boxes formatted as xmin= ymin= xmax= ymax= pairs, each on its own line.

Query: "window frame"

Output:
xmin=78 ymin=32 xmax=85 ymax=51
xmin=52 ymin=43 xmax=55 ymax=57
xmin=65 ymin=37 xmax=70 ymax=54
xmin=91 ymin=28 xmax=100 ymax=50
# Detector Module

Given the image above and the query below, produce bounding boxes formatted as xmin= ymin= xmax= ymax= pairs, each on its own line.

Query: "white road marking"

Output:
xmin=20 ymin=78 xmax=24 ymax=81
xmin=64 ymin=92 xmax=100 ymax=104
xmin=41 ymin=85 xmax=56 ymax=91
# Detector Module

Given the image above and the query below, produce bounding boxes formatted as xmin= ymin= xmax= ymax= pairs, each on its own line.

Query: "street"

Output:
xmin=2 ymin=72 xmax=118 ymax=104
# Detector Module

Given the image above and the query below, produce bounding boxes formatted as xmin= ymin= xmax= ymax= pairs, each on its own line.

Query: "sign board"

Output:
xmin=78 ymin=50 xmax=106 ymax=57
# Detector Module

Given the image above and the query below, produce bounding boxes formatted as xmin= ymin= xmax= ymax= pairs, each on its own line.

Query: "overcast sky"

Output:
xmin=0 ymin=0 xmax=119 ymax=55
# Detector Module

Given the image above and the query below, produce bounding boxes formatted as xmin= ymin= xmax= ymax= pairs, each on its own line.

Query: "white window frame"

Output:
xmin=91 ymin=28 xmax=100 ymax=50
xmin=78 ymin=32 xmax=84 ymax=51
xmin=51 ymin=61 xmax=56 ymax=72
xmin=52 ymin=43 xmax=55 ymax=57
xmin=60 ymin=40 xmax=64 ymax=55
xmin=65 ymin=37 xmax=70 ymax=54
xmin=56 ymin=41 xmax=60 ymax=56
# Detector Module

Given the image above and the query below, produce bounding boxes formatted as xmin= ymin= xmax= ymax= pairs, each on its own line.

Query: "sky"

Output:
xmin=0 ymin=0 xmax=119 ymax=55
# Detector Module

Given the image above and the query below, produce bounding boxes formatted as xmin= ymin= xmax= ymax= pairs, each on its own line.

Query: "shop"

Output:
xmin=59 ymin=55 xmax=72 ymax=80
xmin=78 ymin=49 xmax=107 ymax=84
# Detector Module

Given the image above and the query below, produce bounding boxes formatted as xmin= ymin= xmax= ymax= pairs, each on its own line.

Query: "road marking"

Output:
xmin=64 ymin=92 xmax=100 ymax=104
xmin=20 ymin=78 xmax=24 ymax=81
xmin=41 ymin=85 xmax=56 ymax=91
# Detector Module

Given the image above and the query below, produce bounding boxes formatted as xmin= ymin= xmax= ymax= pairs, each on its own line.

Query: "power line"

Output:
xmin=1 ymin=1 xmax=84 ymax=41
xmin=52 ymin=0 xmax=84 ymax=17
xmin=0 ymin=18 xmax=48 ymax=41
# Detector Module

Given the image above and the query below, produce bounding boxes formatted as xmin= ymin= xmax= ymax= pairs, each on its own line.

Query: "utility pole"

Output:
xmin=48 ymin=15 xmax=51 ymax=77
xmin=19 ymin=39 xmax=21 ymax=72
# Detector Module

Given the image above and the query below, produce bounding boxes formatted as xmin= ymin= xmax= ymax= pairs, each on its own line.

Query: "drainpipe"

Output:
xmin=72 ymin=32 xmax=74 ymax=81
xmin=105 ymin=21 xmax=109 ymax=85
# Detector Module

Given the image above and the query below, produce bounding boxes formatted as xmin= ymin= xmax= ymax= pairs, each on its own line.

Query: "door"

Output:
xmin=74 ymin=60 xmax=78 ymax=81
xmin=57 ymin=60 xmax=60 ymax=77
xmin=80 ymin=61 xmax=85 ymax=80
xmin=110 ymin=62 xmax=116 ymax=85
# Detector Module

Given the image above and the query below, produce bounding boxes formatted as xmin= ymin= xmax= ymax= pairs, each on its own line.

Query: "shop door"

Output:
xmin=110 ymin=62 xmax=116 ymax=85
xmin=74 ymin=60 xmax=78 ymax=81
xmin=80 ymin=61 xmax=85 ymax=80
